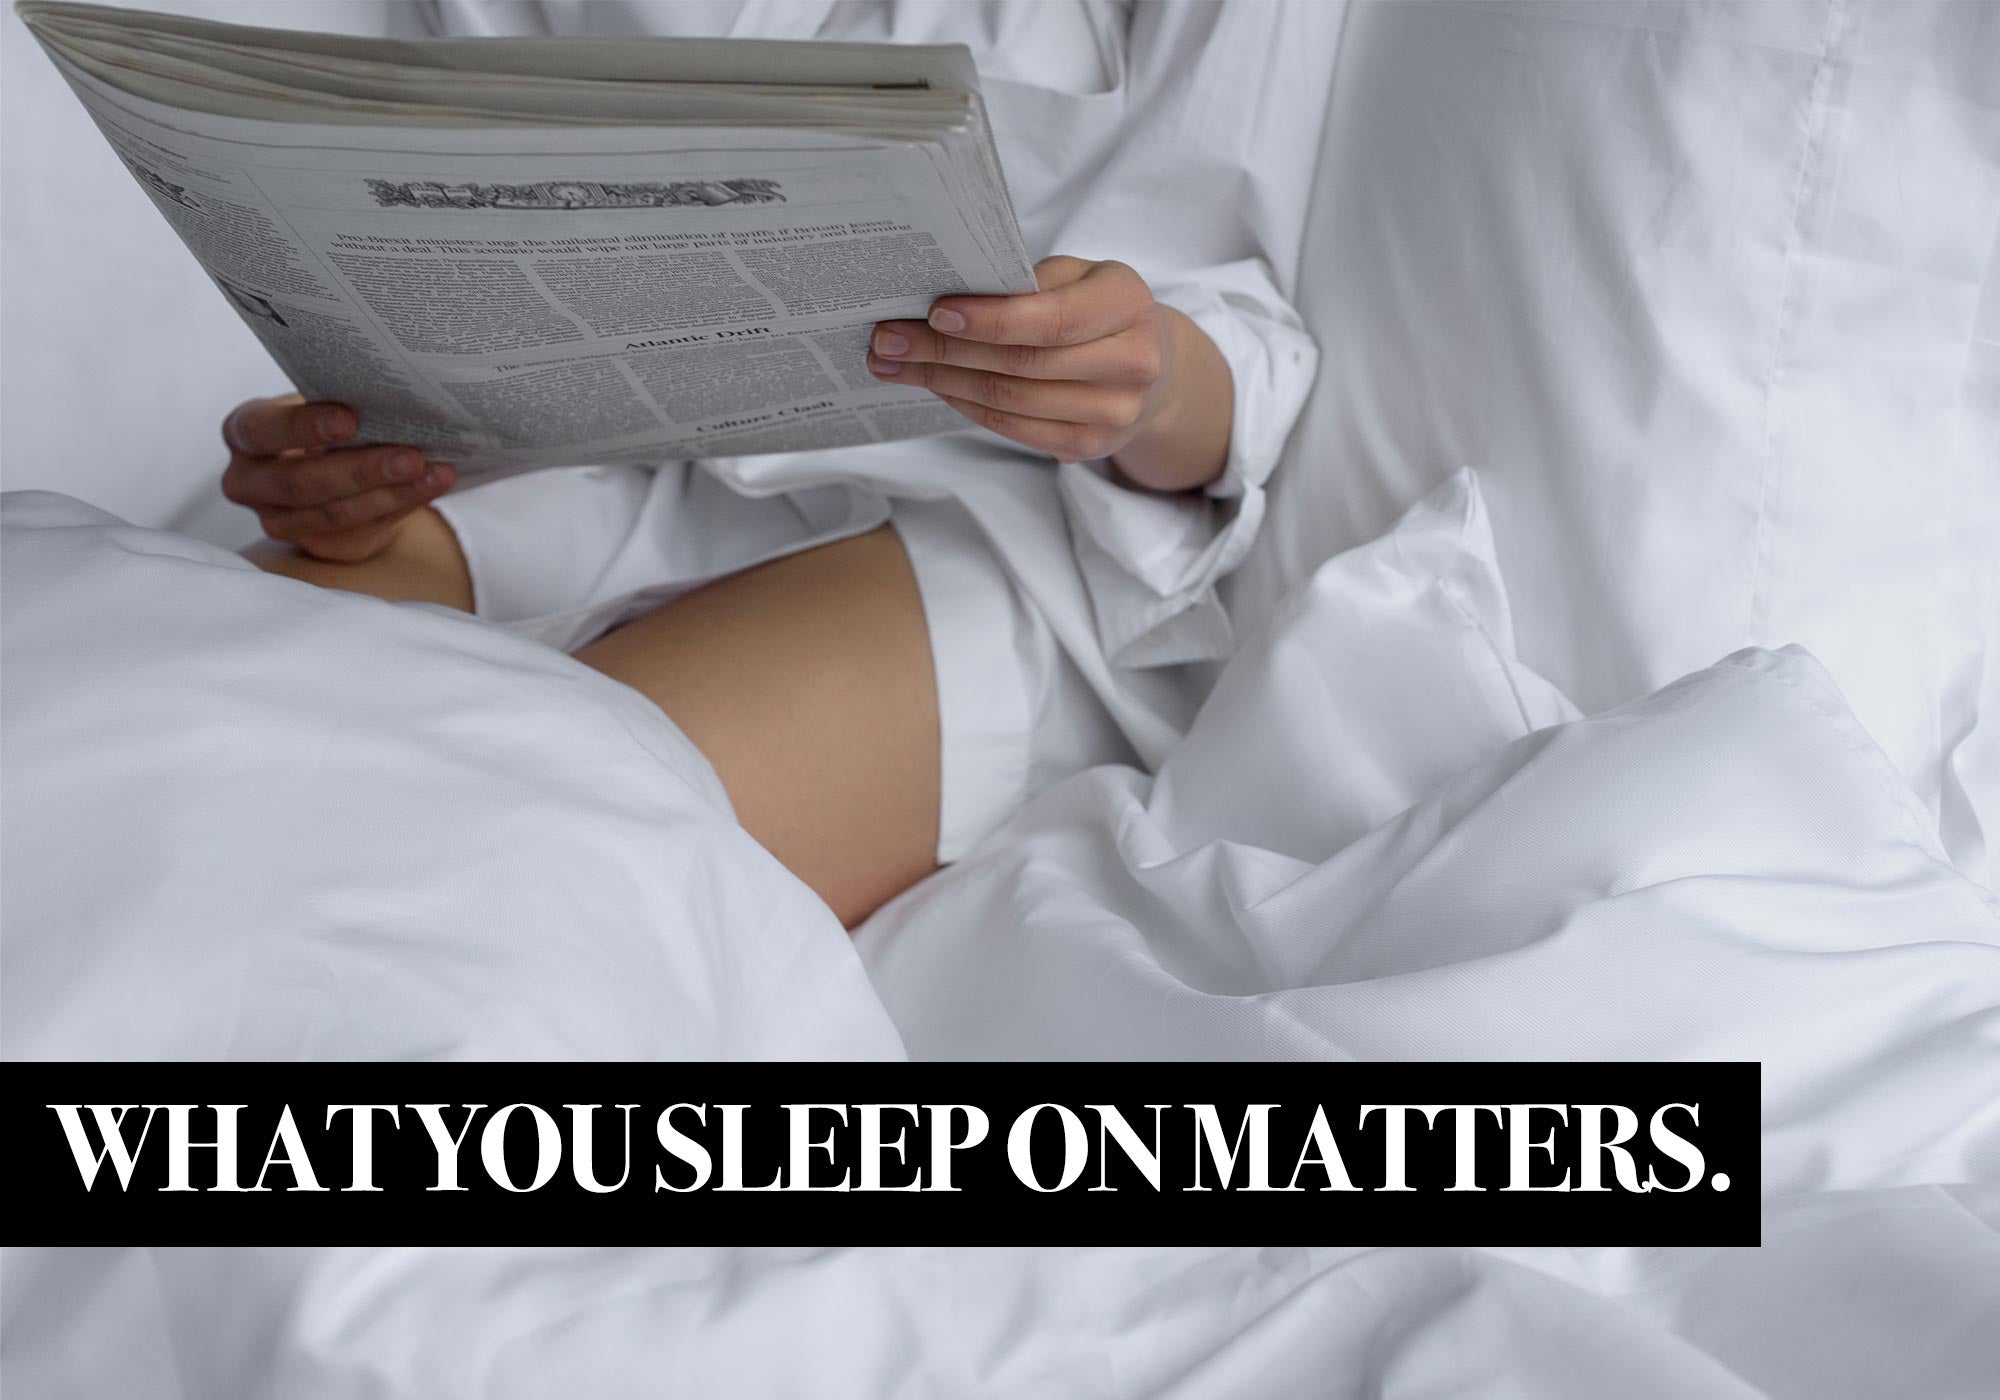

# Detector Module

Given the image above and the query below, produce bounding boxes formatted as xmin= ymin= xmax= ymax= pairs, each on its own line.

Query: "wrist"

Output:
xmin=1109 ymin=306 xmax=1233 ymax=494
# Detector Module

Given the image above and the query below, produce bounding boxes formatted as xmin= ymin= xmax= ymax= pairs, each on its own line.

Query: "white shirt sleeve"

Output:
xmin=1058 ymin=256 xmax=1318 ymax=669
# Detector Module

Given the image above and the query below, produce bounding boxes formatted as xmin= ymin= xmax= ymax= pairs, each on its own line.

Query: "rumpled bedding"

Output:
xmin=0 ymin=491 xmax=902 ymax=1063
xmin=4 ymin=473 xmax=1996 ymax=1398
xmin=5 ymin=1 xmax=1998 ymax=1392
xmin=1232 ymin=0 xmax=2000 ymax=894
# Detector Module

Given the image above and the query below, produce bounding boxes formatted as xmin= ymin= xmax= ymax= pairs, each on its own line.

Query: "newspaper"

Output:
xmin=19 ymin=2 xmax=1038 ymax=482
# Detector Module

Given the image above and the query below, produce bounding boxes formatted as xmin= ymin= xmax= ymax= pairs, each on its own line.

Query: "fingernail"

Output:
xmin=873 ymin=329 xmax=909 ymax=356
xmin=318 ymin=407 xmax=353 ymax=442
xmin=868 ymin=356 xmax=901 ymax=377
xmin=386 ymin=450 xmax=423 ymax=482
xmin=419 ymin=465 xmax=452 ymax=492
xmin=928 ymin=307 xmax=966 ymax=335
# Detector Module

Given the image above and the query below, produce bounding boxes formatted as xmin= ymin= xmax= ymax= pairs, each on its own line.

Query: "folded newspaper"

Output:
xmin=19 ymin=1 xmax=1038 ymax=481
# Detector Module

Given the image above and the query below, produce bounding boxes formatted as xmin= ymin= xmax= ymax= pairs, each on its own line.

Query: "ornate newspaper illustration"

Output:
xmin=19 ymin=1 xmax=1037 ymax=482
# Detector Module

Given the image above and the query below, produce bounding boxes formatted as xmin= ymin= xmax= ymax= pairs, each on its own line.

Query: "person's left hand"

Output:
xmin=869 ymin=255 xmax=1230 ymax=491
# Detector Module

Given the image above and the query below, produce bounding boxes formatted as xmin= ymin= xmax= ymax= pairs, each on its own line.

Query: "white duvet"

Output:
xmin=5 ymin=475 xmax=1997 ymax=1398
xmin=0 ymin=491 xmax=901 ymax=1064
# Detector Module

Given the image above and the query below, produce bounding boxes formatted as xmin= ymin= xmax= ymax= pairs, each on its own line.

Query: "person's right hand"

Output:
xmin=221 ymin=395 xmax=454 ymax=562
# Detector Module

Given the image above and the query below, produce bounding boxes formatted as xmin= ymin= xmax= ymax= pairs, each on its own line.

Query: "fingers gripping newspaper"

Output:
xmin=19 ymin=2 xmax=1038 ymax=483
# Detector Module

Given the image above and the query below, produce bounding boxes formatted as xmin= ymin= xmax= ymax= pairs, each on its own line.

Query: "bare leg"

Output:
xmin=251 ymin=514 xmax=939 ymax=926
xmin=572 ymin=525 xmax=939 ymax=927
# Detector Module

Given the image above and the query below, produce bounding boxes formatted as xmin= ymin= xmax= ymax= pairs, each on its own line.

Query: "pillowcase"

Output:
xmin=1232 ymin=0 xmax=2000 ymax=892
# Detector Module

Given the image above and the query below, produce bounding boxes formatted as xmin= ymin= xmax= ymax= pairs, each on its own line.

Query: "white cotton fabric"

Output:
xmin=1061 ymin=259 xmax=1317 ymax=669
xmin=6 ymin=2 xmax=1997 ymax=1392
xmin=0 ymin=491 xmax=904 ymax=1063
xmin=859 ymin=477 xmax=2000 ymax=1154
xmin=1230 ymin=0 xmax=2000 ymax=893
xmin=6 ymin=473 xmax=1998 ymax=1397
xmin=893 ymin=496 xmax=1135 ymax=865
xmin=3 ymin=1193 xmax=1998 ymax=1400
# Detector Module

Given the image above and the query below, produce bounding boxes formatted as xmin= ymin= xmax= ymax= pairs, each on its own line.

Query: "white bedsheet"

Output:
xmin=7 ymin=1191 xmax=1998 ymax=1400
xmin=4 ymin=475 xmax=1996 ymax=1397
xmin=1230 ymin=0 xmax=2000 ymax=893
xmin=859 ymin=475 xmax=2000 ymax=1198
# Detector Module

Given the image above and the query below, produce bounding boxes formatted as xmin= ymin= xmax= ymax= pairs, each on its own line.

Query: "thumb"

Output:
xmin=1031 ymin=255 xmax=1094 ymax=291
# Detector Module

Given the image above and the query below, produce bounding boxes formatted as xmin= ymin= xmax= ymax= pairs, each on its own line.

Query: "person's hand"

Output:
xmin=221 ymin=395 xmax=454 ymax=562
xmin=868 ymin=255 xmax=1233 ymax=492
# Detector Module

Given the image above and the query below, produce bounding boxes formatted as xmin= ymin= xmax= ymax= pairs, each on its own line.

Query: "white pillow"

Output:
xmin=1232 ymin=0 xmax=2000 ymax=891
xmin=864 ymin=475 xmax=2000 ymax=1206
xmin=1148 ymin=468 xmax=1577 ymax=861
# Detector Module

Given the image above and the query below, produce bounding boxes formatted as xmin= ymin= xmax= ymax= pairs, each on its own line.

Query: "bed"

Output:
xmin=4 ymin=3 xmax=1998 ymax=1397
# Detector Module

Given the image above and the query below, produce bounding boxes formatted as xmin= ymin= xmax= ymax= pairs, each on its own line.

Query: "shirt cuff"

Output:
xmin=1058 ymin=258 xmax=1318 ymax=669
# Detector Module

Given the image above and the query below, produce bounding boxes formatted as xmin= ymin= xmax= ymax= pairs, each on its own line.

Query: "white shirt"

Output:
xmin=422 ymin=0 xmax=1331 ymax=759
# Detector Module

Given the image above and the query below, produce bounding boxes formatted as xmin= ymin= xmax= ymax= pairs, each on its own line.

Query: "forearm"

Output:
xmin=1109 ymin=306 xmax=1235 ymax=494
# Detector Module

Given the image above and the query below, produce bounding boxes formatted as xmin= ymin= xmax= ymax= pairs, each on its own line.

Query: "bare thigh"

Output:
xmin=252 ymin=510 xmax=939 ymax=926
xmin=574 ymin=525 xmax=938 ymax=926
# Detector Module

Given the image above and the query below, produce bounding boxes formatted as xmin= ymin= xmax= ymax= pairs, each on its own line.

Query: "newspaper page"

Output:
xmin=48 ymin=54 xmax=1036 ymax=483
